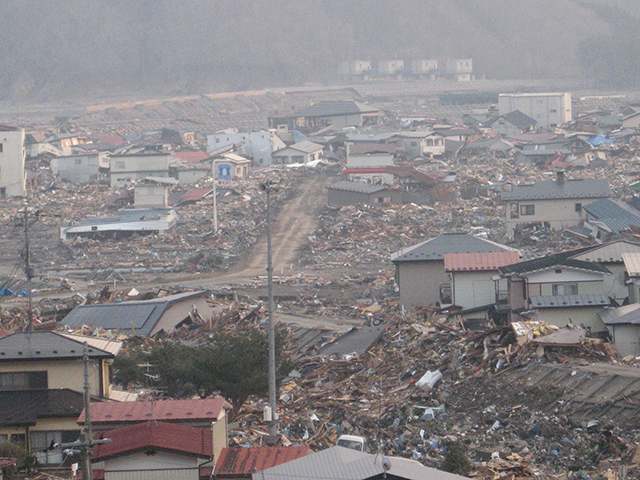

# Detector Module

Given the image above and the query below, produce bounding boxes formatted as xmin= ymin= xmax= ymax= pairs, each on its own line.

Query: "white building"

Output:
xmin=411 ymin=59 xmax=438 ymax=75
xmin=499 ymin=92 xmax=572 ymax=129
xmin=0 ymin=125 xmax=26 ymax=198
xmin=109 ymin=153 xmax=172 ymax=187
xmin=446 ymin=59 xmax=473 ymax=81
xmin=378 ymin=60 xmax=404 ymax=75
xmin=206 ymin=130 xmax=285 ymax=166
xmin=272 ymin=141 xmax=323 ymax=165
xmin=51 ymin=152 xmax=109 ymax=184
xmin=339 ymin=60 xmax=372 ymax=76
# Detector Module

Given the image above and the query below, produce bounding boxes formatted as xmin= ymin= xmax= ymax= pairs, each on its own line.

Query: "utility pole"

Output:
xmin=212 ymin=160 xmax=218 ymax=233
xmin=17 ymin=206 xmax=38 ymax=331
xmin=81 ymin=342 xmax=93 ymax=480
xmin=260 ymin=178 xmax=283 ymax=444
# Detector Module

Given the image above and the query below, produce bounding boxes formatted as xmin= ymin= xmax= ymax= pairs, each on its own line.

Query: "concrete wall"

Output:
xmin=505 ymin=196 xmax=603 ymax=238
xmin=51 ymin=153 xmax=104 ymax=184
xmin=0 ymin=128 xmax=26 ymax=197
xmin=150 ymin=296 xmax=213 ymax=336
xmin=110 ymin=154 xmax=171 ymax=187
xmin=397 ymin=260 xmax=448 ymax=308
xmin=134 ymin=185 xmax=169 ymax=209
xmin=609 ymin=324 xmax=640 ymax=356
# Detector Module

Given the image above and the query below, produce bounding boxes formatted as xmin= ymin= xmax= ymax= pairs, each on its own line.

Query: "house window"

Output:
xmin=0 ymin=371 xmax=48 ymax=390
xmin=552 ymin=283 xmax=578 ymax=296
xmin=510 ymin=203 xmax=519 ymax=219
xmin=0 ymin=143 xmax=3 ymax=152
xmin=32 ymin=430 xmax=80 ymax=465
xmin=550 ymin=109 xmax=557 ymax=113
xmin=520 ymin=204 xmax=535 ymax=216
xmin=575 ymin=203 xmax=582 ymax=213
xmin=439 ymin=283 xmax=452 ymax=304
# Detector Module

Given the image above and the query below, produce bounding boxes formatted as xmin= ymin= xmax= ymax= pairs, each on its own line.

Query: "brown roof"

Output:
xmin=215 ymin=446 xmax=310 ymax=477
xmin=444 ymin=250 xmax=521 ymax=272
xmin=79 ymin=397 xmax=230 ymax=425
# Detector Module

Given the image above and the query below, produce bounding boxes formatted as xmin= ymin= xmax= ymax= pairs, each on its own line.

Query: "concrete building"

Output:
xmin=498 ymin=93 xmax=572 ymax=129
xmin=446 ymin=59 xmax=473 ymax=81
xmin=110 ymin=153 xmax=172 ymax=187
xmin=344 ymin=151 xmax=395 ymax=184
xmin=207 ymin=130 xmax=285 ymax=167
xmin=378 ymin=59 xmax=405 ymax=75
xmin=339 ymin=60 xmax=372 ymax=76
xmin=51 ymin=152 xmax=109 ymax=184
xmin=411 ymin=59 xmax=438 ymax=76
xmin=269 ymin=101 xmax=379 ymax=132
xmin=0 ymin=125 xmax=26 ymax=198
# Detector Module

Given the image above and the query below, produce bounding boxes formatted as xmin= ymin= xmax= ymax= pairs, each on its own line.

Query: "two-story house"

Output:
xmin=391 ymin=233 xmax=516 ymax=308
xmin=110 ymin=152 xmax=173 ymax=187
xmin=0 ymin=331 xmax=121 ymax=464
xmin=498 ymin=251 xmax=612 ymax=332
xmin=501 ymin=172 xmax=610 ymax=239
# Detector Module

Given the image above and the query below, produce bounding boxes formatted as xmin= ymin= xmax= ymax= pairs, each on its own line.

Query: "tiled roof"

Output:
xmin=444 ymin=251 xmax=521 ymax=272
xmin=60 ymin=291 xmax=207 ymax=336
xmin=0 ymin=331 xmax=115 ymax=362
xmin=501 ymin=179 xmax=610 ymax=201
xmin=599 ymin=303 xmax=640 ymax=325
xmin=391 ymin=233 xmax=515 ymax=263
xmin=91 ymin=421 xmax=212 ymax=462
xmin=584 ymin=198 xmax=640 ymax=220
xmin=174 ymin=151 xmax=211 ymax=163
xmin=179 ymin=188 xmax=213 ymax=204
xmin=529 ymin=294 xmax=610 ymax=308
xmin=488 ymin=110 xmax=537 ymax=129
xmin=0 ymin=389 xmax=84 ymax=427
xmin=288 ymin=141 xmax=323 ymax=154
xmin=215 ymin=446 xmax=309 ymax=477
xmin=79 ymin=397 xmax=230 ymax=425
xmin=326 ymin=181 xmax=389 ymax=194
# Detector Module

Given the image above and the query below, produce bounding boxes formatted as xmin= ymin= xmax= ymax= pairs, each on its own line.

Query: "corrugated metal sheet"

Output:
xmin=529 ymin=294 xmax=610 ymax=308
xmin=599 ymin=303 xmax=640 ymax=325
xmin=444 ymin=251 xmax=521 ymax=272
xmin=80 ymin=397 xmax=230 ymax=425
xmin=215 ymin=446 xmax=309 ymax=476
xmin=622 ymin=252 xmax=640 ymax=277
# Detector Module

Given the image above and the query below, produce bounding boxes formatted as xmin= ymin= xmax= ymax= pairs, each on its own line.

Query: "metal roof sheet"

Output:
xmin=501 ymin=179 xmax=610 ymax=201
xmin=583 ymin=198 xmax=640 ymax=220
xmin=599 ymin=303 xmax=640 ymax=325
xmin=0 ymin=331 xmax=114 ymax=362
xmin=444 ymin=251 xmax=521 ymax=272
xmin=288 ymin=140 xmax=323 ymax=154
xmin=571 ymin=241 xmax=640 ymax=263
xmin=215 ymin=446 xmax=309 ymax=476
xmin=91 ymin=421 xmax=212 ymax=462
xmin=0 ymin=389 xmax=84 ymax=427
xmin=391 ymin=233 xmax=515 ymax=263
xmin=317 ymin=325 xmax=386 ymax=357
xmin=529 ymin=294 xmax=610 ymax=308
xmin=622 ymin=252 xmax=640 ymax=277
xmin=79 ymin=397 xmax=230 ymax=425
xmin=60 ymin=291 xmax=206 ymax=336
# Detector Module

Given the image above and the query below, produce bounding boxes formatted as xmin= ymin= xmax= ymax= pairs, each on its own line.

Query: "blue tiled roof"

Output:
xmin=529 ymin=294 xmax=610 ymax=308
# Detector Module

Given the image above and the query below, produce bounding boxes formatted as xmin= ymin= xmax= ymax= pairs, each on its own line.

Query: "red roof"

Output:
xmin=179 ymin=188 xmax=213 ymax=204
xmin=444 ymin=251 xmax=521 ymax=272
xmin=79 ymin=397 xmax=230 ymax=425
xmin=91 ymin=421 xmax=212 ymax=461
xmin=214 ymin=446 xmax=309 ymax=477
xmin=98 ymin=135 xmax=126 ymax=146
xmin=175 ymin=151 xmax=212 ymax=163
xmin=0 ymin=457 xmax=15 ymax=468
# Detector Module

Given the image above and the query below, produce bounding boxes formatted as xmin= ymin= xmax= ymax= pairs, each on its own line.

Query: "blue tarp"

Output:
xmin=588 ymin=135 xmax=614 ymax=146
xmin=0 ymin=288 xmax=14 ymax=296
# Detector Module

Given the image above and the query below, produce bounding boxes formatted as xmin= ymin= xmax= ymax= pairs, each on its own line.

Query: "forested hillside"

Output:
xmin=0 ymin=0 xmax=638 ymax=101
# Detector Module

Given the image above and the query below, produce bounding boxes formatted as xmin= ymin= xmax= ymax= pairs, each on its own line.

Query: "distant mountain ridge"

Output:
xmin=0 ymin=0 xmax=638 ymax=100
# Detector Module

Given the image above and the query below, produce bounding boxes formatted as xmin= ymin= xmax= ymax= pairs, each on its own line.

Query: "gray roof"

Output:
xmin=253 ymin=446 xmax=470 ymax=480
xmin=317 ymin=325 xmax=386 ymax=357
xmin=60 ymin=291 xmax=206 ymax=336
xmin=599 ymin=303 xmax=640 ymax=325
xmin=290 ymin=101 xmax=378 ymax=118
xmin=571 ymin=241 xmax=640 ymax=263
xmin=326 ymin=181 xmax=389 ymax=194
xmin=288 ymin=140 xmax=323 ymax=154
xmin=583 ymin=199 xmax=640 ymax=233
xmin=529 ymin=294 xmax=610 ymax=308
xmin=489 ymin=110 xmax=537 ymax=129
xmin=391 ymin=233 xmax=514 ymax=263
xmin=0 ymin=331 xmax=114 ymax=362
xmin=501 ymin=179 xmax=610 ymax=201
